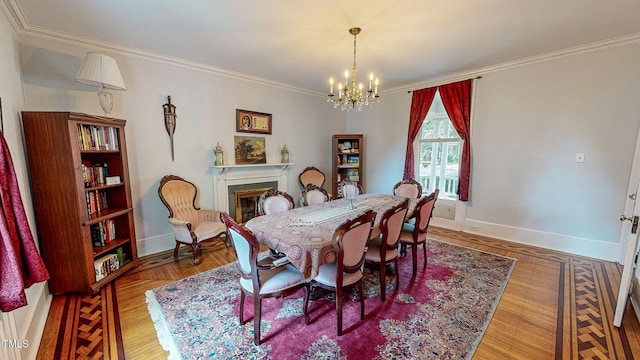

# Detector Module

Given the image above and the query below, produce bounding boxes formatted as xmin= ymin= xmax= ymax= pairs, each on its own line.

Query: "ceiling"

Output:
xmin=7 ymin=0 xmax=640 ymax=94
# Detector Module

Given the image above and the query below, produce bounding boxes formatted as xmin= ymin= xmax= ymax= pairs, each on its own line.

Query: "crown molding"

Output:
xmin=1 ymin=0 xmax=27 ymax=32
xmin=1 ymin=0 xmax=322 ymax=97
xmin=5 ymin=0 xmax=640 ymax=98
xmin=387 ymin=32 xmax=640 ymax=94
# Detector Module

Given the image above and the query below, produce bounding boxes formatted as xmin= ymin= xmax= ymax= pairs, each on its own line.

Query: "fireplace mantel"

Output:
xmin=212 ymin=162 xmax=294 ymax=173
xmin=211 ymin=162 xmax=294 ymax=213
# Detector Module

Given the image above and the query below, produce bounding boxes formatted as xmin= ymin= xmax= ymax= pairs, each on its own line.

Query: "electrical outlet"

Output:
xmin=575 ymin=153 xmax=585 ymax=163
xmin=470 ymin=225 xmax=479 ymax=231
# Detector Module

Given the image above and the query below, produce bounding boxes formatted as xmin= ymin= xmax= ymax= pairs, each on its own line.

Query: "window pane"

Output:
xmin=420 ymin=91 xmax=460 ymax=140
xmin=418 ymin=140 xmax=460 ymax=200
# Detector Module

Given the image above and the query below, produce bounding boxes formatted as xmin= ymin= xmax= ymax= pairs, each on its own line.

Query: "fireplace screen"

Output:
xmin=234 ymin=187 xmax=272 ymax=223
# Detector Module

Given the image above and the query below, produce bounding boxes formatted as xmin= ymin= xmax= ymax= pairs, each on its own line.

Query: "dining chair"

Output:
xmin=399 ymin=189 xmax=438 ymax=276
xmin=158 ymin=175 xmax=228 ymax=265
xmin=364 ymin=198 xmax=409 ymax=301
xmin=393 ymin=178 xmax=423 ymax=199
xmin=302 ymin=184 xmax=331 ymax=206
xmin=336 ymin=180 xmax=364 ymax=199
xmin=222 ymin=213 xmax=309 ymax=345
xmin=298 ymin=166 xmax=326 ymax=189
xmin=257 ymin=189 xmax=295 ymax=215
xmin=304 ymin=209 xmax=376 ymax=336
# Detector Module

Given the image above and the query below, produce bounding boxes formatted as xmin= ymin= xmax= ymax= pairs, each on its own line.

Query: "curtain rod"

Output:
xmin=407 ymin=76 xmax=482 ymax=93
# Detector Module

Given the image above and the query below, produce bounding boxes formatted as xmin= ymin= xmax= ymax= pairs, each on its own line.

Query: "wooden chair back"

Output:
xmin=393 ymin=178 xmax=423 ymax=199
xmin=257 ymin=189 xmax=295 ymax=215
xmin=302 ymin=184 xmax=331 ymax=206
xmin=299 ymin=166 xmax=326 ymax=188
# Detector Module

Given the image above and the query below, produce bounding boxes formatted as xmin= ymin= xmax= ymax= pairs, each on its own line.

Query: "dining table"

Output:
xmin=245 ymin=193 xmax=416 ymax=280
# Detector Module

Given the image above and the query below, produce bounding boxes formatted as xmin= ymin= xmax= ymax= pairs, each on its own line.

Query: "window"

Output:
xmin=417 ymin=90 xmax=461 ymax=200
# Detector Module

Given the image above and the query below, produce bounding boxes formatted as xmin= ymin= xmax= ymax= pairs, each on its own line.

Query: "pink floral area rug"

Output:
xmin=145 ymin=239 xmax=516 ymax=359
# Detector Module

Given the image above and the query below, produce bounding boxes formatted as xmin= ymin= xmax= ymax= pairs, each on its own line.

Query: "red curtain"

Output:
xmin=403 ymin=87 xmax=437 ymax=179
xmin=439 ymin=79 xmax=472 ymax=201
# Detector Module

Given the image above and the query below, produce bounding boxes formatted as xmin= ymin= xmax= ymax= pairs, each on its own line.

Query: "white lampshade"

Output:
xmin=75 ymin=52 xmax=126 ymax=91
xmin=76 ymin=52 xmax=126 ymax=115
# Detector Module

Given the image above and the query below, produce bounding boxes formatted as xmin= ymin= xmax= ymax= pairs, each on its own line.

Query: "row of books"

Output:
xmin=82 ymin=163 xmax=109 ymax=188
xmin=91 ymin=219 xmax=116 ymax=246
xmin=85 ymin=190 xmax=109 ymax=216
xmin=94 ymin=248 xmax=124 ymax=281
xmin=346 ymin=168 xmax=360 ymax=182
xmin=346 ymin=155 xmax=360 ymax=166
xmin=77 ymin=124 xmax=119 ymax=151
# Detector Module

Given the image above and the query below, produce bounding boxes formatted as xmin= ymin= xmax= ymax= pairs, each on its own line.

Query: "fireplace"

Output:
xmin=212 ymin=163 xmax=293 ymax=219
xmin=228 ymin=182 xmax=277 ymax=223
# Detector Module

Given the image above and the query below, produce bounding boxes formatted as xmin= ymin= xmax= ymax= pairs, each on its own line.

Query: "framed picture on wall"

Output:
xmin=236 ymin=109 xmax=272 ymax=134
xmin=234 ymin=135 xmax=267 ymax=165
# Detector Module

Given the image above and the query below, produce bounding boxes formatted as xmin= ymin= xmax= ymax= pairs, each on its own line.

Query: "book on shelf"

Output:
xmin=94 ymin=253 xmax=120 ymax=281
xmin=92 ymin=219 xmax=116 ymax=246
xmin=85 ymin=190 xmax=109 ymax=215
xmin=82 ymin=162 xmax=111 ymax=188
xmin=77 ymin=124 xmax=119 ymax=151
xmin=346 ymin=168 xmax=359 ymax=181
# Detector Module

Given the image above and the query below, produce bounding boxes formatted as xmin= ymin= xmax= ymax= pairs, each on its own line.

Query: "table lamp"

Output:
xmin=75 ymin=52 xmax=127 ymax=116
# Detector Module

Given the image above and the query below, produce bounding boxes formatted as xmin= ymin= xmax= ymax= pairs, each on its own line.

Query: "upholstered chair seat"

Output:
xmin=398 ymin=223 xmax=428 ymax=243
xmin=313 ymin=262 xmax=363 ymax=288
xmin=365 ymin=236 xmax=398 ymax=262
xmin=239 ymin=261 xmax=305 ymax=295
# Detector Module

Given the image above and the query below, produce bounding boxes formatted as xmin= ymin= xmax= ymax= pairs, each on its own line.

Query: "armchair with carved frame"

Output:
xmin=158 ymin=175 xmax=228 ymax=265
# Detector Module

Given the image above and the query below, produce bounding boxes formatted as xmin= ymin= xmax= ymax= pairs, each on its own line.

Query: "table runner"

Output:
xmin=290 ymin=196 xmax=393 ymax=226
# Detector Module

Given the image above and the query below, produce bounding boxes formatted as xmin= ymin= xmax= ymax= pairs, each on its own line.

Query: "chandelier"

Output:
xmin=327 ymin=27 xmax=380 ymax=111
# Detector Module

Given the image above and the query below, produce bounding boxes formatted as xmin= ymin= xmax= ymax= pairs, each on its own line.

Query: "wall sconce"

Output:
xmin=214 ymin=142 xmax=224 ymax=166
xmin=162 ymin=96 xmax=177 ymax=161
xmin=75 ymin=52 xmax=127 ymax=116
xmin=281 ymin=144 xmax=290 ymax=163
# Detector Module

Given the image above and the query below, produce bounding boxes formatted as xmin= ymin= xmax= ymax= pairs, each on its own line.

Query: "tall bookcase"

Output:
xmin=332 ymin=134 xmax=364 ymax=197
xmin=21 ymin=112 xmax=138 ymax=294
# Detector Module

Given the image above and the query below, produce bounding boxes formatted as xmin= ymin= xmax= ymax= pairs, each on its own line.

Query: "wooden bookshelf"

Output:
xmin=332 ymin=134 xmax=364 ymax=197
xmin=21 ymin=112 xmax=138 ymax=294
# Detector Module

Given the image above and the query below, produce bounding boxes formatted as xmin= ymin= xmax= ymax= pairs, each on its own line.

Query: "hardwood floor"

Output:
xmin=37 ymin=227 xmax=640 ymax=359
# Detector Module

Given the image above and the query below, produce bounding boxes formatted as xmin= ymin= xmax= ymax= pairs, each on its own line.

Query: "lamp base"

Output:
xmin=98 ymin=87 xmax=113 ymax=116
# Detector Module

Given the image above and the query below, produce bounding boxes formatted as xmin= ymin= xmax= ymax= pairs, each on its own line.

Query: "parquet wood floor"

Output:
xmin=36 ymin=227 xmax=640 ymax=359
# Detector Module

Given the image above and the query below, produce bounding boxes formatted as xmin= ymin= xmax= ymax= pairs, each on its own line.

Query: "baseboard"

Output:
xmin=21 ymin=282 xmax=51 ymax=360
xmin=136 ymin=233 xmax=176 ymax=257
xmin=432 ymin=218 xmax=618 ymax=261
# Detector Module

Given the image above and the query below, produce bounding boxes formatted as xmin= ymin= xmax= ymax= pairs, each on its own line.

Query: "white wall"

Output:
xmin=0 ymin=11 xmax=51 ymax=360
xmin=349 ymin=41 xmax=640 ymax=261
xmin=17 ymin=35 xmax=346 ymax=256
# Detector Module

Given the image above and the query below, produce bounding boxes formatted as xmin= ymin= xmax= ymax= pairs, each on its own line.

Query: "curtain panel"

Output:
xmin=0 ymin=132 xmax=50 ymax=311
xmin=439 ymin=79 xmax=472 ymax=201
xmin=403 ymin=88 xmax=437 ymax=179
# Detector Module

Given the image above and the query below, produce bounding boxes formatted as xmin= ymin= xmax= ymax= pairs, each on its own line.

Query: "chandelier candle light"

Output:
xmin=327 ymin=27 xmax=380 ymax=111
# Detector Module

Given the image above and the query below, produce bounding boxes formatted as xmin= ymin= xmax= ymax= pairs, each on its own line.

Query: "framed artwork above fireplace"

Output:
xmin=234 ymin=136 xmax=266 ymax=165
